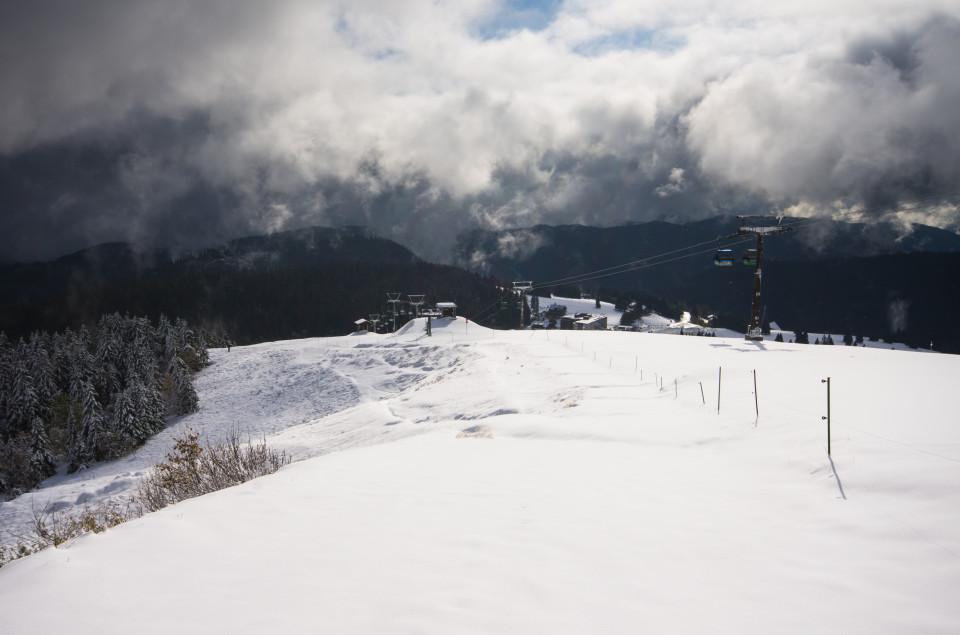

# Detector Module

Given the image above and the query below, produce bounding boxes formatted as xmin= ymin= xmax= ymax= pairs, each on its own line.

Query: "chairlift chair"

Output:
xmin=742 ymin=249 xmax=758 ymax=266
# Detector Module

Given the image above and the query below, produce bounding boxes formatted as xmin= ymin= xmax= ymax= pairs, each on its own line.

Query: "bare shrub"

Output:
xmin=1 ymin=428 xmax=288 ymax=568
xmin=135 ymin=427 xmax=289 ymax=512
xmin=0 ymin=499 xmax=135 ymax=568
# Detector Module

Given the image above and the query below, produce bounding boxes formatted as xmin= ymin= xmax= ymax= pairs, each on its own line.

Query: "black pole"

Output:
xmin=822 ymin=377 xmax=831 ymax=455
xmin=747 ymin=234 xmax=764 ymax=340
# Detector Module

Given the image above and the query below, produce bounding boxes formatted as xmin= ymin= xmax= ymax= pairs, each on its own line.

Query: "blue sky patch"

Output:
xmin=573 ymin=28 xmax=685 ymax=56
xmin=476 ymin=0 xmax=565 ymax=40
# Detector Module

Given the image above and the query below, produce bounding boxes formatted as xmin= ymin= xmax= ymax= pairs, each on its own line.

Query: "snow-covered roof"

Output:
xmin=436 ymin=302 xmax=457 ymax=308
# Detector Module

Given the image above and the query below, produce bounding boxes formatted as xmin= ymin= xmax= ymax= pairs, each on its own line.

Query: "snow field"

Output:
xmin=2 ymin=317 xmax=960 ymax=633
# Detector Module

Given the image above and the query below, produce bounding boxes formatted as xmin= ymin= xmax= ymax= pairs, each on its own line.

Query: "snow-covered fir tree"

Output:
xmin=29 ymin=416 xmax=56 ymax=481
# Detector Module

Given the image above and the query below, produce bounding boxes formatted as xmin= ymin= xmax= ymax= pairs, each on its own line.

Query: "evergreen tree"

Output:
xmin=50 ymin=330 xmax=74 ymax=392
xmin=10 ymin=348 xmax=41 ymax=433
xmin=95 ymin=314 xmax=124 ymax=398
xmin=133 ymin=380 xmax=167 ymax=435
xmin=168 ymin=356 xmax=199 ymax=416
xmin=127 ymin=319 xmax=159 ymax=389
xmin=0 ymin=332 xmax=10 ymax=435
xmin=29 ymin=417 xmax=56 ymax=480
xmin=113 ymin=386 xmax=138 ymax=443
xmin=27 ymin=332 xmax=57 ymax=408
xmin=76 ymin=379 xmax=106 ymax=463
xmin=66 ymin=400 xmax=88 ymax=473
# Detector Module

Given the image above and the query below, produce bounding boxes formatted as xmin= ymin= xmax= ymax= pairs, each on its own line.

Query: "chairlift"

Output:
xmin=714 ymin=249 xmax=734 ymax=266
xmin=742 ymin=249 xmax=758 ymax=266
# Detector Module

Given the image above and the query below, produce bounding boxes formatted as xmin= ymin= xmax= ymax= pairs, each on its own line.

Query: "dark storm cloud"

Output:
xmin=1 ymin=1 xmax=959 ymax=263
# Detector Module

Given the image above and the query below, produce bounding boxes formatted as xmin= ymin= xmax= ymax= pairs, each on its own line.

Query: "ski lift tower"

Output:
xmin=511 ymin=281 xmax=533 ymax=330
xmin=721 ymin=216 xmax=792 ymax=341
xmin=386 ymin=293 xmax=402 ymax=332
xmin=369 ymin=314 xmax=381 ymax=333
xmin=408 ymin=294 xmax=426 ymax=319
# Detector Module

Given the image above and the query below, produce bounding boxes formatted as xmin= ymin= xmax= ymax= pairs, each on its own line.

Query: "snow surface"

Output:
xmin=2 ymin=314 xmax=960 ymax=634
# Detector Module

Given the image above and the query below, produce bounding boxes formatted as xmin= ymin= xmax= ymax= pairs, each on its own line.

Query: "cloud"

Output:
xmin=0 ymin=1 xmax=958 ymax=262
xmin=655 ymin=168 xmax=686 ymax=197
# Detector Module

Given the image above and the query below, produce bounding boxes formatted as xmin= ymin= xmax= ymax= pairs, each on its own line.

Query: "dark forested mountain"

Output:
xmin=0 ymin=227 xmax=512 ymax=343
xmin=453 ymin=218 xmax=960 ymax=352
xmin=453 ymin=217 xmax=960 ymax=293
xmin=0 ymin=226 xmax=417 ymax=309
xmin=7 ymin=219 xmax=959 ymax=352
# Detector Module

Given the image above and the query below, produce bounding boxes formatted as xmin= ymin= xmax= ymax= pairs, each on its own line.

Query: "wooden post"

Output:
xmin=822 ymin=377 xmax=831 ymax=455
xmin=700 ymin=382 xmax=705 ymax=404
xmin=753 ymin=369 xmax=759 ymax=416
xmin=674 ymin=378 xmax=678 ymax=399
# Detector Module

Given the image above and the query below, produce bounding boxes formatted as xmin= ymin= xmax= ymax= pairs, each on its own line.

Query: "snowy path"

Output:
xmin=3 ymin=318 xmax=960 ymax=633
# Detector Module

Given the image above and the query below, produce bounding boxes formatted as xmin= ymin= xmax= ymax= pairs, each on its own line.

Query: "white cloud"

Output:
xmin=1 ymin=0 xmax=959 ymax=260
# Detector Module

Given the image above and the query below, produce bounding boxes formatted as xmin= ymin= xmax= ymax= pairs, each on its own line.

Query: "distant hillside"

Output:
xmin=0 ymin=226 xmax=518 ymax=343
xmin=452 ymin=217 xmax=960 ymax=295
xmin=0 ymin=226 xmax=417 ymax=309
xmin=0 ymin=261 xmax=511 ymax=344
xmin=452 ymin=218 xmax=960 ymax=353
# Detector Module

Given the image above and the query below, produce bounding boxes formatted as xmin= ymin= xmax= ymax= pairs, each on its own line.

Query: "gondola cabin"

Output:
xmin=714 ymin=249 xmax=734 ymax=266
xmin=742 ymin=249 xmax=758 ymax=266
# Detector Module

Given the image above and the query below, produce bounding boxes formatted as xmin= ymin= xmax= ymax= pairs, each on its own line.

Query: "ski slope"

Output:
xmin=2 ymin=316 xmax=959 ymax=634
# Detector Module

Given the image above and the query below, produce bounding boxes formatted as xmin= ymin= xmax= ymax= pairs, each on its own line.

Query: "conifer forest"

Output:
xmin=0 ymin=314 xmax=216 ymax=497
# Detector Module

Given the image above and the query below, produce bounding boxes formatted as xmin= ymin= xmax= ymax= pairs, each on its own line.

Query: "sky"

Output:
xmin=2 ymin=0 xmax=960 ymax=263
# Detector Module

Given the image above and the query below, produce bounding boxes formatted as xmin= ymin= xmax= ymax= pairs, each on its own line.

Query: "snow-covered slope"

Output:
xmin=2 ymin=318 xmax=959 ymax=634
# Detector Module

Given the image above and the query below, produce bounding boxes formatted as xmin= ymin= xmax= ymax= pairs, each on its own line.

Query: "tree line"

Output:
xmin=0 ymin=314 xmax=213 ymax=498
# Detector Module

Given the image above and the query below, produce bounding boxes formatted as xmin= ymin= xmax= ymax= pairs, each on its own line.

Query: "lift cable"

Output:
xmin=530 ymin=238 xmax=729 ymax=290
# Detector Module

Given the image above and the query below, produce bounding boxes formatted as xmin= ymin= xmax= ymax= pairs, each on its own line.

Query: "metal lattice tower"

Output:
xmin=511 ymin=281 xmax=533 ymax=330
xmin=408 ymin=294 xmax=426 ymax=318
xmin=369 ymin=314 xmax=381 ymax=333
xmin=721 ymin=216 xmax=792 ymax=341
xmin=386 ymin=293 xmax=402 ymax=332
